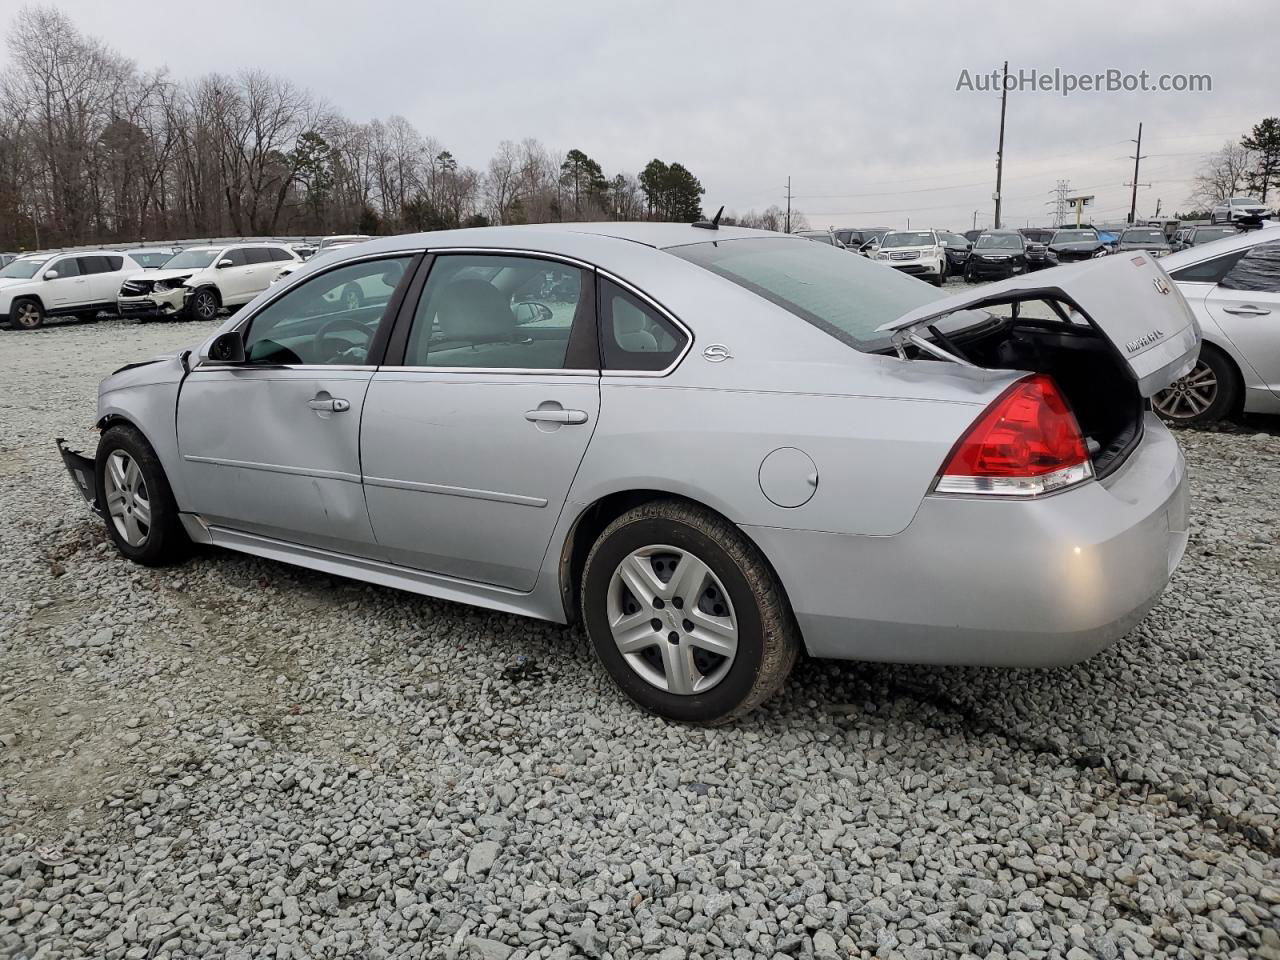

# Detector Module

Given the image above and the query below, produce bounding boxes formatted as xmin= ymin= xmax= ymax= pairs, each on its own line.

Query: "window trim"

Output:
xmin=596 ymin=272 xmax=694 ymax=376
xmin=198 ymin=250 xmax=423 ymax=371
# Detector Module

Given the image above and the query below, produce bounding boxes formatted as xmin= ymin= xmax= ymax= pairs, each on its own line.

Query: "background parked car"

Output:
xmin=964 ymin=229 xmax=1028 ymax=281
xmin=1154 ymin=229 xmax=1280 ymax=423
xmin=795 ymin=229 xmax=846 ymax=248
xmin=1045 ymin=227 xmax=1110 ymax=265
xmin=1117 ymin=227 xmax=1173 ymax=258
xmin=316 ymin=234 xmax=371 ymax=250
xmin=0 ymin=250 xmax=141 ymax=329
xmin=125 ymin=247 xmax=181 ymax=269
xmin=1211 ymin=196 xmax=1270 ymax=224
xmin=833 ymin=227 xmax=891 ymax=251
xmin=117 ymin=243 xmax=299 ymax=322
xmin=937 ymin=231 xmax=971 ymax=276
xmin=873 ymin=229 xmax=947 ymax=284
xmin=0 ymin=252 xmax=20 ymax=268
xmin=1179 ymin=224 xmax=1241 ymax=250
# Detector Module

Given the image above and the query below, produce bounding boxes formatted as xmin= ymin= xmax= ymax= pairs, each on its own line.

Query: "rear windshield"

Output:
xmin=668 ymin=237 xmax=944 ymax=351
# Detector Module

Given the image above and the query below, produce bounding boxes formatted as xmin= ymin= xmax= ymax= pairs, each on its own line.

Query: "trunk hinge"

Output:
xmin=891 ymin=326 xmax=978 ymax=367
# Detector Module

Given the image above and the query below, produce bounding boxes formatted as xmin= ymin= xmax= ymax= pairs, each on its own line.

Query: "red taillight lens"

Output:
xmin=935 ymin=374 xmax=1093 ymax=496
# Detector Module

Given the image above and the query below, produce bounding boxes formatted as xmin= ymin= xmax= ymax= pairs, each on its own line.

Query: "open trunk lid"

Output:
xmin=876 ymin=254 xmax=1201 ymax=396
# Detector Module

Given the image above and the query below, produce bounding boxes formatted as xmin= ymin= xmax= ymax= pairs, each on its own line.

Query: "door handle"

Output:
xmin=1222 ymin=305 xmax=1270 ymax=316
xmin=308 ymin=397 xmax=350 ymax=413
xmin=525 ymin=408 xmax=588 ymax=425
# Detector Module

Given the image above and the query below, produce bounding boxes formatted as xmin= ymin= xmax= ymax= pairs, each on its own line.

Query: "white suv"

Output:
xmin=117 ymin=243 xmax=299 ymax=322
xmin=873 ymin=230 xmax=948 ymax=285
xmin=0 ymin=250 xmax=143 ymax=329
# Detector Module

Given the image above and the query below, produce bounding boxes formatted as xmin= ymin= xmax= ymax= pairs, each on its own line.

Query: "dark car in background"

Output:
xmin=964 ymin=229 xmax=1028 ymax=281
xmin=1117 ymin=227 xmax=1173 ymax=259
xmin=1180 ymin=224 xmax=1240 ymax=250
xmin=937 ymin=231 xmax=971 ymax=276
xmin=1046 ymin=227 xmax=1109 ymax=265
xmin=833 ymin=227 xmax=891 ymax=253
xmin=1020 ymin=228 xmax=1055 ymax=271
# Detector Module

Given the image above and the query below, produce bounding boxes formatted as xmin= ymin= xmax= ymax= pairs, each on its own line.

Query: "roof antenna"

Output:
xmin=692 ymin=205 xmax=724 ymax=230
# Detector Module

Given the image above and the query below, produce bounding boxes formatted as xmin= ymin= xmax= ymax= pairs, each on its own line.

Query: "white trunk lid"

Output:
xmin=876 ymin=254 xmax=1201 ymax=396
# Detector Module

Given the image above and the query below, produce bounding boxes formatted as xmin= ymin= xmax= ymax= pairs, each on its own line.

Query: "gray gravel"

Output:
xmin=1 ymin=316 xmax=1278 ymax=960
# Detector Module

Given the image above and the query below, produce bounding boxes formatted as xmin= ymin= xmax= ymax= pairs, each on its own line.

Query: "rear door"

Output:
xmin=360 ymin=252 xmax=600 ymax=591
xmin=177 ymin=253 xmax=418 ymax=554
xmin=878 ymin=253 xmax=1201 ymax=396
xmin=217 ymin=247 xmax=255 ymax=304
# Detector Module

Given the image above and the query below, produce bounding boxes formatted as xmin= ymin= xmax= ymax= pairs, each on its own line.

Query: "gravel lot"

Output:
xmin=1 ymin=316 xmax=1278 ymax=960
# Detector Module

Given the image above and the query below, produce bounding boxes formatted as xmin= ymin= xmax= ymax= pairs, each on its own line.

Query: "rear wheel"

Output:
xmin=580 ymin=499 xmax=800 ymax=724
xmin=1152 ymin=346 xmax=1240 ymax=425
xmin=10 ymin=298 xmax=44 ymax=330
xmin=95 ymin=425 xmax=188 ymax=566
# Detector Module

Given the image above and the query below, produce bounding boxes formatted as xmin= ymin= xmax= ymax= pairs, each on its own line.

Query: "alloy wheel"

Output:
xmin=606 ymin=545 xmax=738 ymax=695
xmin=193 ymin=292 xmax=217 ymax=320
xmin=104 ymin=450 xmax=151 ymax=547
xmin=1153 ymin=360 xmax=1218 ymax=419
xmin=13 ymin=302 xmax=41 ymax=328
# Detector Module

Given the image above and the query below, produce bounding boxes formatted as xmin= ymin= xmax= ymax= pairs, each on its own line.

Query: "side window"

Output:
xmin=403 ymin=255 xmax=592 ymax=370
xmin=47 ymin=257 xmax=80 ymax=278
xmin=598 ymin=278 xmax=688 ymax=372
xmin=243 ymin=256 xmax=413 ymax=366
xmin=105 ymin=256 xmax=123 ymax=272
xmin=244 ymin=248 xmax=274 ymax=265
xmin=75 ymin=256 xmax=104 ymax=275
xmin=1169 ymin=250 xmax=1248 ymax=284
xmin=223 ymin=248 xmax=248 ymax=268
xmin=1219 ymin=241 xmax=1280 ymax=293
xmin=269 ymin=247 xmax=293 ymax=262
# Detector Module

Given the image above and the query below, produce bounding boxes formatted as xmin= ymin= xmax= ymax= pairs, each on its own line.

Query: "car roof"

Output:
xmin=1162 ymin=223 xmax=1277 ymax=271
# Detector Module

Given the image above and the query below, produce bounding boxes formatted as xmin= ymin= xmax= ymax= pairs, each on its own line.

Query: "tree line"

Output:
xmin=1181 ymin=117 xmax=1280 ymax=217
xmin=0 ymin=6 xmax=710 ymax=250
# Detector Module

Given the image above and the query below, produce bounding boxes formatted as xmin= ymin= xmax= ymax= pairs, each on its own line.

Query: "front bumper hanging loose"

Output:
xmin=56 ymin=438 xmax=102 ymax=517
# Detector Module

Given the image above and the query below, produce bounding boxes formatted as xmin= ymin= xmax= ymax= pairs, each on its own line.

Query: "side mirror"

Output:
xmin=217 ymin=258 xmax=234 ymax=269
xmin=43 ymin=270 xmax=58 ymax=280
xmin=207 ymin=330 xmax=246 ymax=364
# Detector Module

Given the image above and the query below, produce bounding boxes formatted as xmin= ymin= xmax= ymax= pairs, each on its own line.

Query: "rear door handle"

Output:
xmin=1222 ymin=305 xmax=1271 ymax=316
xmin=308 ymin=397 xmax=350 ymax=413
xmin=525 ymin=408 xmax=588 ymax=425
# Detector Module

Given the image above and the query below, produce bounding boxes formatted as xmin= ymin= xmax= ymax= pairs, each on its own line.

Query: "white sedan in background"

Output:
xmin=1155 ymin=225 xmax=1280 ymax=423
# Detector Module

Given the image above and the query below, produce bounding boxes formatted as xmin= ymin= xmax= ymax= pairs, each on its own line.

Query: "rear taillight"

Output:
xmin=934 ymin=374 xmax=1093 ymax=497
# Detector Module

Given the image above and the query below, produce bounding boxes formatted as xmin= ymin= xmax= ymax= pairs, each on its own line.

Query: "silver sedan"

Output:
xmin=60 ymin=223 xmax=1196 ymax=723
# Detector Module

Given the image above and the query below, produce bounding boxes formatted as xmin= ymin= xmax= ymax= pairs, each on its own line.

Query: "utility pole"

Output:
xmin=972 ymin=210 xmax=978 ymax=230
xmin=784 ymin=177 xmax=792 ymax=234
xmin=993 ymin=60 xmax=1009 ymax=229
xmin=1128 ymin=122 xmax=1145 ymax=224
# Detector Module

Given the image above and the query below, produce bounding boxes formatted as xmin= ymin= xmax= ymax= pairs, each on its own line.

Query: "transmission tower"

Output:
xmin=1050 ymin=179 xmax=1070 ymax=227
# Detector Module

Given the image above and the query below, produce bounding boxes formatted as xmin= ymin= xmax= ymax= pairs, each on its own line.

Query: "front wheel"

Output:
xmin=95 ymin=425 xmax=189 ymax=566
xmin=10 ymin=298 xmax=44 ymax=330
xmin=188 ymin=288 xmax=219 ymax=322
xmin=580 ymin=499 xmax=800 ymax=724
xmin=1152 ymin=347 xmax=1240 ymax=425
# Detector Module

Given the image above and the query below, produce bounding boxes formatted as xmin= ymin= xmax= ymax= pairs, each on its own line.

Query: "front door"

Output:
xmin=1205 ymin=237 xmax=1280 ymax=398
xmin=361 ymin=252 xmax=600 ymax=591
xmin=176 ymin=254 xmax=417 ymax=553
xmin=43 ymin=256 xmax=87 ymax=307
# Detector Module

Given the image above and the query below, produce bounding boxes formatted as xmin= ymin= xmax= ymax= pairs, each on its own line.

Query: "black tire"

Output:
xmin=9 ymin=297 xmax=44 ymax=330
xmin=1151 ymin=345 xmax=1241 ymax=425
xmin=580 ymin=499 xmax=800 ymax=724
xmin=94 ymin=424 xmax=189 ymax=566
xmin=188 ymin=287 xmax=219 ymax=322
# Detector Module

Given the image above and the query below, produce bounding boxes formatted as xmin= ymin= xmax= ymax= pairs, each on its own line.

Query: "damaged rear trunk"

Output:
xmin=876 ymin=254 xmax=1201 ymax=479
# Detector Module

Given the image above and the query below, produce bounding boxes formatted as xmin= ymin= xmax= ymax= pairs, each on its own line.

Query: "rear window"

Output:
xmin=668 ymin=236 xmax=944 ymax=351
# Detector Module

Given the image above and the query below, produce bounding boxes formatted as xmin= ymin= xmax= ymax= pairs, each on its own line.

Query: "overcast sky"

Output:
xmin=5 ymin=0 xmax=1276 ymax=230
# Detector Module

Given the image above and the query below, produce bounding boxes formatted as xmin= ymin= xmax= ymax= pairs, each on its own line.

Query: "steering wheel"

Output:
xmin=312 ymin=314 xmax=373 ymax=362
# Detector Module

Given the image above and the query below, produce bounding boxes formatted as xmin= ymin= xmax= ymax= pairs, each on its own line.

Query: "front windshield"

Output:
xmin=162 ymin=249 xmax=219 ymax=270
xmin=668 ymin=236 xmax=947 ymax=351
xmin=1052 ymin=230 xmax=1097 ymax=243
xmin=0 ymin=256 xmax=50 ymax=279
xmin=939 ymin=233 xmax=966 ymax=245
xmin=1122 ymin=229 xmax=1166 ymax=243
xmin=975 ymin=234 xmax=1023 ymax=250
xmin=880 ymin=231 xmax=934 ymax=248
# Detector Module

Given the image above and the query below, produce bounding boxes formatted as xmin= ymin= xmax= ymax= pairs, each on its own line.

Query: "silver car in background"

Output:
xmin=1153 ymin=225 xmax=1280 ymax=423
xmin=59 ymin=223 xmax=1196 ymax=723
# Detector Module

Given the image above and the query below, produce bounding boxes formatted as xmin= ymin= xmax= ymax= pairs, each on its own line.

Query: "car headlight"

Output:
xmin=154 ymin=276 xmax=191 ymax=292
xmin=876 ymin=253 xmax=891 ymax=260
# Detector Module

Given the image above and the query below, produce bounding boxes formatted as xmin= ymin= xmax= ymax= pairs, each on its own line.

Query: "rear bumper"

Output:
xmin=745 ymin=413 xmax=1188 ymax=667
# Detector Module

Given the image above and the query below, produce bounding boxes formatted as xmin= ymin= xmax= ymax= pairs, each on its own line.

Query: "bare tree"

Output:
xmin=1189 ymin=141 xmax=1254 ymax=210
